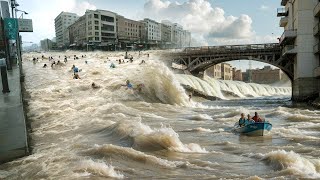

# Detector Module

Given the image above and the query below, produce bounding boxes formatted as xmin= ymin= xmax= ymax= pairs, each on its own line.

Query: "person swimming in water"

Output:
xmin=122 ymin=80 xmax=133 ymax=90
xmin=110 ymin=62 xmax=116 ymax=68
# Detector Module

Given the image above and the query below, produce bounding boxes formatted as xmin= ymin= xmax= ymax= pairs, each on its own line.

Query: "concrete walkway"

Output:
xmin=0 ymin=65 xmax=28 ymax=163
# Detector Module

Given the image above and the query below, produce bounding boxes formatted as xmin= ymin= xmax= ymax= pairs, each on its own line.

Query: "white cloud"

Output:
xmin=142 ymin=0 xmax=260 ymax=46
xmin=259 ymin=5 xmax=269 ymax=11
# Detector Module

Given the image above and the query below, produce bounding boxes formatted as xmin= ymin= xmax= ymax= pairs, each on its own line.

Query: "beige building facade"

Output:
xmin=117 ymin=15 xmax=144 ymax=43
xmin=232 ymin=68 xmax=243 ymax=81
xmin=205 ymin=64 xmax=222 ymax=79
xmin=278 ymin=0 xmax=320 ymax=100
xmin=221 ymin=63 xmax=233 ymax=80
xmin=54 ymin=12 xmax=79 ymax=47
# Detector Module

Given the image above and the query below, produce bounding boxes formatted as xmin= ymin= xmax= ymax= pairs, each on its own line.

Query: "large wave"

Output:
xmin=176 ymin=74 xmax=291 ymax=99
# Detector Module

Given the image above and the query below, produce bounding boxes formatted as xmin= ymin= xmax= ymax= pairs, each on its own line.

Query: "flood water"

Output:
xmin=0 ymin=51 xmax=319 ymax=179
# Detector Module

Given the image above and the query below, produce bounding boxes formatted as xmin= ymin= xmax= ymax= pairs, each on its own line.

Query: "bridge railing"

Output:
xmin=180 ymin=43 xmax=280 ymax=54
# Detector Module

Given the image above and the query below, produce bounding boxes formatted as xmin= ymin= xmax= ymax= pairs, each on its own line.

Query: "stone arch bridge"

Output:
xmin=162 ymin=43 xmax=294 ymax=80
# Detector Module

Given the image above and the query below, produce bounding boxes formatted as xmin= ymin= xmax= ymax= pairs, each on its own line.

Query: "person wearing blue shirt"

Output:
xmin=239 ymin=113 xmax=246 ymax=127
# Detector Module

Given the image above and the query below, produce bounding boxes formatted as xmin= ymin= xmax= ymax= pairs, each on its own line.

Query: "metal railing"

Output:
xmin=277 ymin=8 xmax=288 ymax=17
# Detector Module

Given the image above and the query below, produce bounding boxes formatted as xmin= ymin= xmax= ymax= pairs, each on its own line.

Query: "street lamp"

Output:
xmin=16 ymin=9 xmax=28 ymax=19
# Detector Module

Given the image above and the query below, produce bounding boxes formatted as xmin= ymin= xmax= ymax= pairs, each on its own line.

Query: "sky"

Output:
xmin=15 ymin=0 xmax=283 ymax=70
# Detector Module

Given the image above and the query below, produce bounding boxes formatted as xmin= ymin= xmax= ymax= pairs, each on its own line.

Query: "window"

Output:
xmin=101 ymin=24 xmax=114 ymax=31
xmin=88 ymin=14 xmax=92 ymax=19
xmin=101 ymin=32 xmax=115 ymax=37
xmin=95 ymin=26 xmax=99 ymax=30
xmin=88 ymin=26 xmax=92 ymax=30
xmin=101 ymin=15 xmax=114 ymax=22
xmin=95 ymin=20 xmax=99 ymax=25
xmin=95 ymin=37 xmax=99 ymax=41
xmin=94 ymin=14 xmax=99 ymax=18
xmin=95 ymin=32 xmax=99 ymax=36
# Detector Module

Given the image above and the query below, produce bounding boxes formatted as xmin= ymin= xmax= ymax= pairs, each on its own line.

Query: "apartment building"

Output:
xmin=117 ymin=15 xmax=145 ymax=44
xmin=143 ymin=18 xmax=161 ymax=42
xmin=232 ymin=68 xmax=243 ymax=81
xmin=252 ymin=66 xmax=283 ymax=84
xmin=221 ymin=63 xmax=233 ymax=80
xmin=205 ymin=64 xmax=222 ymax=79
xmin=85 ymin=9 xmax=117 ymax=45
xmin=161 ymin=23 xmax=172 ymax=43
xmin=69 ymin=15 xmax=87 ymax=46
xmin=278 ymin=0 xmax=320 ymax=99
xmin=54 ymin=12 xmax=79 ymax=47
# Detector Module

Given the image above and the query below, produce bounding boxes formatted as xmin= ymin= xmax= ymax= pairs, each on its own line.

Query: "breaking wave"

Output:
xmin=101 ymin=120 xmax=208 ymax=153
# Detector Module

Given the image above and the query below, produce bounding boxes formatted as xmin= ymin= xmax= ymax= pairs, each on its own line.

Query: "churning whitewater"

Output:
xmin=0 ymin=51 xmax=319 ymax=179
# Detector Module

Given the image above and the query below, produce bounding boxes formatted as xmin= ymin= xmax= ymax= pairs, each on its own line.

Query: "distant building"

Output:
xmin=160 ymin=23 xmax=172 ymax=44
xmin=64 ymin=9 xmax=191 ymax=50
xmin=143 ymin=18 xmax=161 ymax=43
xmin=221 ymin=63 xmax=233 ymax=80
xmin=205 ymin=64 xmax=222 ymax=79
xmin=55 ymin=12 xmax=79 ymax=48
xmin=162 ymin=20 xmax=191 ymax=48
xmin=116 ymin=15 xmax=145 ymax=48
xmin=0 ymin=1 xmax=10 ymax=19
xmin=40 ymin=39 xmax=53 ymax=51
xmin=232 ymin=68 xmax=243 ymax=81
xmin=251 ymin=66 xmax=284 ymax=84
xmin=69 ymin=15 xmax=87 ymax=47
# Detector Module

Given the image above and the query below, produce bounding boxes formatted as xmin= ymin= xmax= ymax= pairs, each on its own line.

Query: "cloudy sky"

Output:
xmin=17 ymin=0 xmax=282 ymax=69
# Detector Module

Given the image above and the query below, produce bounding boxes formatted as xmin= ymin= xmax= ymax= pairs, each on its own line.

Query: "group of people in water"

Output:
xmin=238 ymin=112 xmax=264 ymax=127
xmin=33 ymin=52 xmax=148 ymax=93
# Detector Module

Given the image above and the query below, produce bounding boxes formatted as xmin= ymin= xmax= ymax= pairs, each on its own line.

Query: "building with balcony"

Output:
xmin=117 ymin=15 xmax=145 ymax=42
xmin=278 ymin=0 xmax=320 ymax=100
xmin=54 ymin=12 xmax=79 ymax=48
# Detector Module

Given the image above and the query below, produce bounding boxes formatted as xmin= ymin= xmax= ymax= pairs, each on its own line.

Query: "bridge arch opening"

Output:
xmin=203 ymin=59 xmax=292 ymax=88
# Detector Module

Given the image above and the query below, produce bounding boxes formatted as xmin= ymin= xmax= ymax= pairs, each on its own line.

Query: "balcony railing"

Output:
xmin=279 ymin=29 xmax=297 ymax=45
xmin=281 ymin=0 xmax=289 ymax=6
xmin=314 ymin=43 xmax=320 ymax=54
xmin=314 ymin=67 xmax=320 ymax=78
xmin=277 ymin=8 xmax=288 ymax=17
xmin=314 ymin=23 xmax=320 ymax=36
xmin=314 ymin=2 xmax=320 ymax=17
xmin=282 ymin=45 xmax=297 ymax=56
xmin=279 ymin=17 xmax=288 ymax=27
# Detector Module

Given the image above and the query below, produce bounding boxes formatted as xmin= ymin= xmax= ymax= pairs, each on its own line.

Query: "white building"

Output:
xmin=162 ymin=20 xmax=191 ymax=48
xmin=85 ymin=9 xmax=117 ymax=45
xmin=277 ymin=0 xmax=320 ymax=100
xmin=144 ymin=18 xmax=161 ymax=43
xmin=54 ymin=12 xmax=79 ymax=48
